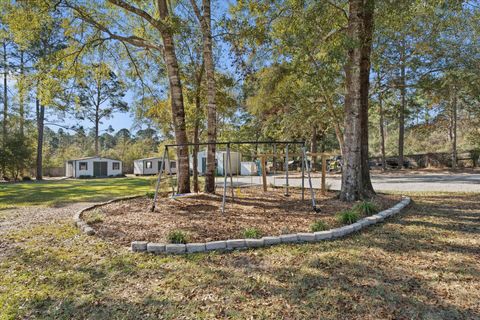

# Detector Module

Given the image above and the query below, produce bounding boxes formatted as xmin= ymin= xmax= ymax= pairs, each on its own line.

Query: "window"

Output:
xmin=112 ymin=162 xmax=120 ymax=170
xmin=79 ymin=162 xmax=88 ymax=170
xmin=170 ymin=161 xmax=176 ymax=168
xmin=146 ymin=161 xmax=153 ymax=169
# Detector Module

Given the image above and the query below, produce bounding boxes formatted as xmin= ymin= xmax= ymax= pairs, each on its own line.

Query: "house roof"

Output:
xmin=68 ymin=156 xmax=122 ymax=162
xmin=136 ymin=157 xmax=165 ymax=161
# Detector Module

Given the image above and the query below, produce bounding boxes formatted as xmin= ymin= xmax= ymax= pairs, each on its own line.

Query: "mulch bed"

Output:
xmin=83 ymin=187 xmax=401 ymax=245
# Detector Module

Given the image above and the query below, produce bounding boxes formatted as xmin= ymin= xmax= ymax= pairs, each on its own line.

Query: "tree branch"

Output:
xmin=107 ymin=0 xmax=164 ymax=32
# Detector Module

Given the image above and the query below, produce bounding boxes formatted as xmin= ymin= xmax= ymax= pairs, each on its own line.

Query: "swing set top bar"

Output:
xmin=164 ymin=140 xmax=306 ymax=148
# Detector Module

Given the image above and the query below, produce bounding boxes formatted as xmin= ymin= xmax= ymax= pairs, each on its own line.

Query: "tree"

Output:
xmin=339 ymin=0 xmax=375 ymax=201
xmin=76 ymin=61 xmax=128 ymax=155
xmin=190 ymin=0 xmax=217 ymax=193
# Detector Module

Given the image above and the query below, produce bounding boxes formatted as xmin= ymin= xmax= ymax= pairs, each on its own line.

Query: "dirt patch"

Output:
xmin=83 ymin=187 xmax=401 ymax=245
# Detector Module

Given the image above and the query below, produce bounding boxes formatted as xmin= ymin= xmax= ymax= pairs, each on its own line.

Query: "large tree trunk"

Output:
xmin=2 ymin=41 xmax=7 ymax=145
xmin=158 ymin=0 xmax=190 ymax=194
xmin=359 ymin=0 xmax=375 ymax=194
xmin=398 ymin=42 xmax=406 ymax=169
xmin=36 ymin=98 xmax=45 ymax=180
xmin=379 ymin=91 xmax=386 ymax=171
xmin=191 ymin=0 xmax=217 ymax=193
xmin=339 ymin=0 xmax=375 ymax=201
xmin=451 ymin=85 xmax=457 ymax=169
xmin=19 ymin=50 xmax=25 ymax=136
xmin=95 ymin=103 xmax=100 ymax=156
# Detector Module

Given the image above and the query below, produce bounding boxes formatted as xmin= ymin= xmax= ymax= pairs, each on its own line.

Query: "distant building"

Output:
xmin=190 ymin=151 xmax=242 ymax=176
xmin=66 ymin=157 xmax=123 ymax=178
xmin=133 ymin=157 xmax=177 ymax=176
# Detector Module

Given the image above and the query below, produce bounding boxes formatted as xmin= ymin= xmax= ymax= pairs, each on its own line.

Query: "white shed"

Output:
xmin=190 ymin=151 xmax=241 ymax=176
xmin=134 ymin=157 xmax=177 ymax=175
xmin=240 ymin=161 xmax=258 ymax=176
xmin=66 ymin=157 xmax=123 ymax=178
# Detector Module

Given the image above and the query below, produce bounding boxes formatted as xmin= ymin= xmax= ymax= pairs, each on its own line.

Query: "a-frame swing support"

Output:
xmin=150 ymin=141 xmax=318 ymax=213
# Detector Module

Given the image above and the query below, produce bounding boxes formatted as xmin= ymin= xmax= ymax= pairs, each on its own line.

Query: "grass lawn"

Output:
xmin=1 ymin=192 xmax=479 ymax=319
xmin=0 ymin=177 xmax=158 ymax=208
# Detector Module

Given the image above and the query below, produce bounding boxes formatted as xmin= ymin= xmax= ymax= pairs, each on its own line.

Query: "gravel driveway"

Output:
xmin=216 ymin=171 xmax=480 ymax=193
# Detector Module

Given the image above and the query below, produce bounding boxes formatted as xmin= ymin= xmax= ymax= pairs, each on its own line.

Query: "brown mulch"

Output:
xmin=83 ymin=187 xmax=401 ymax=245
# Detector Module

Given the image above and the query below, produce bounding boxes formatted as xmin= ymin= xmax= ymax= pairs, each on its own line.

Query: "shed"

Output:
xmin=190 ymin=151 xmax=242 ymax=176
xmin=133 ymin=157 xmax=177 ymax=175
xmin=66 ymin=157 xmax=123 ymax=178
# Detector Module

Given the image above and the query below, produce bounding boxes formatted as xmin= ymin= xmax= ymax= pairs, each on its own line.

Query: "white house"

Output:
xmin=190 ymin=151 xmax=242 ymax=176
xmin=134 ymin=157 xmax=177 ymax=175
xmin=66 ymin=157 xmax=123 ymax=178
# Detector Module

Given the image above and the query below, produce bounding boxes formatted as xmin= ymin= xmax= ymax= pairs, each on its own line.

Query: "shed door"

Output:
xmin=93 ymin=162 xmax=108 ymax=177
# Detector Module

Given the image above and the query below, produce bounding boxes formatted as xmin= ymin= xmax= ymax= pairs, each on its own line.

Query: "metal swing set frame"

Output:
xmin=150 ymin=140 xmax=319 ymax=213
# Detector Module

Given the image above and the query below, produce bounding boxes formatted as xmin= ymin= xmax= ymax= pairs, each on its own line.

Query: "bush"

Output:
xmin=310 ymin=220 xmax=328 ymax=232
xmin=146 ymin=191 xmax=155 ymax=199
xmin=79 ymin=175 xmax=92 ymax=179
xmin=354 ymin=201 xmax=378 ymax=215
xmin=337 ymin=210 xmax=359 ymax=224
xmin=85 ymin=210 xmax=104 ymax=224
xmin=22 ymin=176 xmax=31 ymax=181
xmin=167 ymin=230 xmax=189 ymax=244
xmin=243 ymin=227 xmax=262 ymax=239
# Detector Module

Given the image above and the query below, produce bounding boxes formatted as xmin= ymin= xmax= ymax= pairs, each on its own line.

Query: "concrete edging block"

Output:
xmin=165 ymin=244 xmax=186 ymax=254
xmin=205 ymin=240 xmax=227 ymax=251
xmin=297 ymin=233 xmax=316 ymax=242
xmin=226 ymin=239 xmax=246 ymax=250
xmin=280 ymin=234 xmax=298 ymax=243
xmin=147 ymin=243 xmax=166 ymax=254
xmin=131 ymin=241 xmax=148 ymax=252
xmin=246 ymin=238 xmax=265 ymax=248
xmin=262 ymin=236 xmax=281 ymax=246
xmin=314 ymin=230 xmax=333 ymax=240
xmin=186 ymin=243 xmax=206 ymax=253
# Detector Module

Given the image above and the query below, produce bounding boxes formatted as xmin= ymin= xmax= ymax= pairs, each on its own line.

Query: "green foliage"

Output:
xmin=337 ymin=210 xmax=359 ymax=225
xmin=310 ymin=220 xmax=329 ymax=232
xmin=145 ymin=192 xmax=155 ymax=199
xmin=243 ymin=227 xmax=262 ymax=239
xmin=85 ymin=210 xmax=104 ymax=224
xmin=354 ymin=201 xmax=378 ymax=216
xmin=167 ymin=230 xmax=189 ymax=244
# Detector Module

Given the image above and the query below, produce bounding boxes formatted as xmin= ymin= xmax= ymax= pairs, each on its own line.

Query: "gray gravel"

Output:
xmin=217 ymin=172 xmax=480 ymax=193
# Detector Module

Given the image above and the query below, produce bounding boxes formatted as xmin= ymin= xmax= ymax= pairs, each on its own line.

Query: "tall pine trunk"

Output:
xmin=19 ymin=51 xmax=25 ymax=136
xmin=398 ymin=42 xmax=406 ymax=169
xmin=158 ymin=0 xmax=190 ymax=194
xmin=340 ymin=0 xmax=375 ymax=201
xmin=191 ymin=0 xmax=217 ymax=193
xmin=451 ymin=85 xmax=457 ymax=169
xmin=2 ymin=41 xmax=7 ymax=146
xmin=36 ymin=98 xmax=45 ymax=180
xmin=379 ymin=91 xmax=386 ymax=171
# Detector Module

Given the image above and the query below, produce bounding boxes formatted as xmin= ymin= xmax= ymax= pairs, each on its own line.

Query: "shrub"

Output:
xmin=243 ymin=227 xmax=262 ymax=239
xmin=22 ymin=176 xmax=31 ymax=181
xmin=337 ymin=210 xmax=359 ymax=224
xmin=354 ymin=201 xmax=378 ymax=215
xmin=146 ymin=191 xmax=155 ymax=199
xmin=85 ymin=210 xmax=104 ymax=224
xmin=79 ymin=175 xmax=92 ymax=179
xmin=310 ymin=220 xmax=328 ymax=232
xmin=167 ymin=230 xmax=189 ymax=244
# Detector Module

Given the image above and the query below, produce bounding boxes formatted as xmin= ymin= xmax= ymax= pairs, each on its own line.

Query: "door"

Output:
xmin=93 ymin=162 xmax=108 ymax=177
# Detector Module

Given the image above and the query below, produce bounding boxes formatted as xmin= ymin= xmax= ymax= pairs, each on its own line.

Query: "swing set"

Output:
xmin=150 ymin=140 xmax=321 ymax=213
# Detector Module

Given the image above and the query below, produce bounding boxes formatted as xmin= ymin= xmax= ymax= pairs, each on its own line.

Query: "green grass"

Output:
xmin=0 ymin=192 xmax=479 ymax=319
xmin=0 ymin=177 xmax=157 ymax=208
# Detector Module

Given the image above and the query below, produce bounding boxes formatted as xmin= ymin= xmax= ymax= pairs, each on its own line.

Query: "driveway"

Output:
xmin=216 ymin=171 xmax=480 ymax=193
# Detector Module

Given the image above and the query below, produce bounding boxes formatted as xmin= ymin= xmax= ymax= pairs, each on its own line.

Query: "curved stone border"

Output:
xmin=74 ymin=194 xmax=144 ymax=236
xmin=129 ymin=196 xmax=411 ymax=254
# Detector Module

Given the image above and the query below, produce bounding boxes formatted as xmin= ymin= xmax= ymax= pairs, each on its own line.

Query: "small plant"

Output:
xmin=146 ymin=191 xmax=155 ymax=199
xmin=337 ymin=210 xmax=359 ymax=225
xmin=243 ymin=227 xmax=262 ymax=239
xmin=310 ymin=220 xmax=328 ymax=232
xmin=354 ymin=201 xmax=378 ymax=215
xmin=86 ymin=210 xmax=104 ymax=224
xmin=167 ymin=230 xmax=189 ymax=244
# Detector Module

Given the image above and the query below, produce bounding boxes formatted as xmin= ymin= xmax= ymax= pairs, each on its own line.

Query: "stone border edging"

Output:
xmin=74 ymin=194 xmax=144 ymax=235
xmin=128 ymin=196 xmax=411 ymax=255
